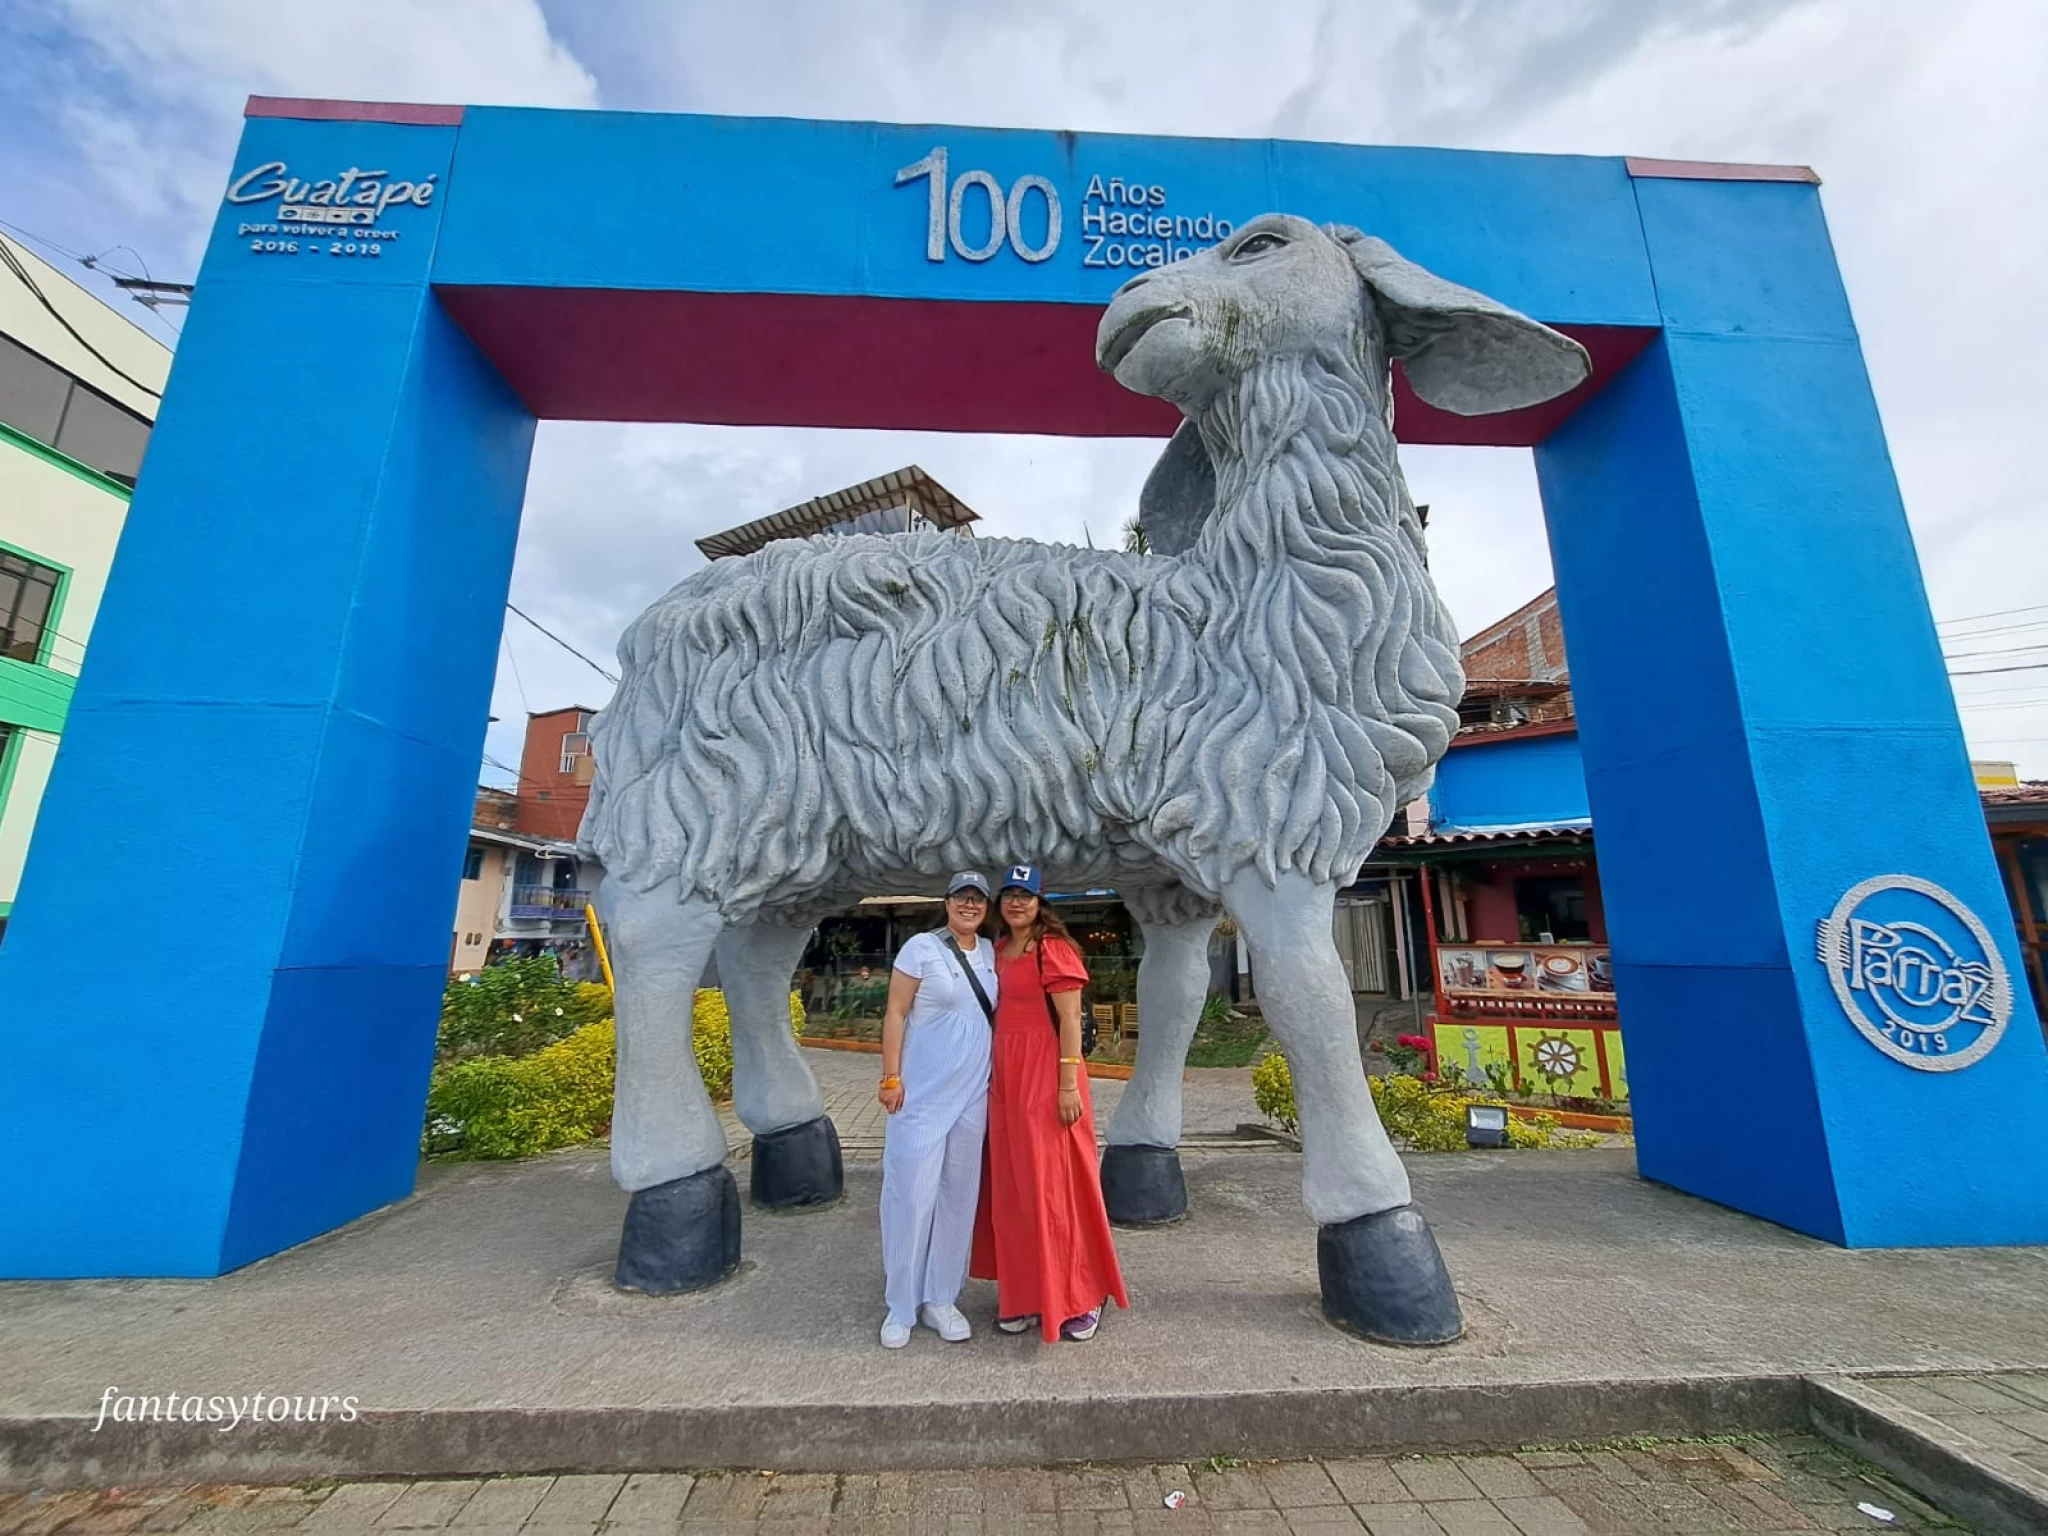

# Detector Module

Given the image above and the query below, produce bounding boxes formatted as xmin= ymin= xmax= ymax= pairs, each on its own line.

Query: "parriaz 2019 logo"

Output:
xmin=1816 ymin=874 xmax=2011 ymax=1072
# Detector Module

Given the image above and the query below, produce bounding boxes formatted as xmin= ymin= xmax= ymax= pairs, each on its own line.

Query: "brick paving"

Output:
xmin=0 ymin=1437 xmax=1973 ymax=1536
xmin=1863 ymin=1370 xmax=2048 ymax=1479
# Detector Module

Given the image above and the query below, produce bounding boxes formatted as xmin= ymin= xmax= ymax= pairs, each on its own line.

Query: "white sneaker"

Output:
xmin=880 ymin=1316 xmax=913 ymax=1349
xmin=919 ymin=1303 xmax=972 ymax=1342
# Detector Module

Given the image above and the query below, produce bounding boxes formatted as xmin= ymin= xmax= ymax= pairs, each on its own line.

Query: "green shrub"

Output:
xmin=424 ymin=988 xmax=807 ymax=1158
xmin=1250 ymin=1055 xmax=1599 ymax=1151
xmin=1252 ymin=1052 xmax=1298 ymax=1135
xmin=424 ymin=1020 xmax=617 ymax=1158
xmin=437 ymin=956 xmax=608 ymax=1062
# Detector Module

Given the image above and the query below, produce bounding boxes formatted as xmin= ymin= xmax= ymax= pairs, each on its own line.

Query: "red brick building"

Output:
xmin=513 ymin=704 xmax=598 ymax=842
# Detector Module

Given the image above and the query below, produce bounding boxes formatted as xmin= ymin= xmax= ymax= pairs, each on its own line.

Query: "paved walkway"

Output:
xmin=1857 ymin=1373 xmax=2048 ymax=1483
xmin=717 ymin=1048 xmax=1267 ymax=1160
xmin=0 ymin=1435 xmax=1972 ymax=1535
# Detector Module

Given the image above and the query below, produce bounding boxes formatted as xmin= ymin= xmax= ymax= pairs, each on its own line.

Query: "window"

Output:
xmin=462 ymin=846 xmax=485 ymax=881
xmin=1514 ymin=875 xmax=1590 ymax=941
xmin=0 ymin=332 xmax=152 ymax=485
xmin=54 ymin=387 xmax=149 ymax=483
xmin=0 ymin=550 xmax=62 ymax=663
xmin=560 ymin=731 xmax=589 ymax=774
xmin=0 ymin=334 xmax=70 ymax=443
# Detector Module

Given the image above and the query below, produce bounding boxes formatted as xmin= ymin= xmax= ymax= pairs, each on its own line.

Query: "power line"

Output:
xmin=1940 ymin=616 xmax=2048 ymax=644
xmin=1950 ymin=662 xmax=2048 ymax=679
xmin=506 ymin=603 xmax=619 ymax=685
xmin=1943 ymin=640 xmax=2048 ymax=662
xmin=1937 ymin=602 xmax=2048 ymax=629
xmin=501 ymin=631 xmax=531 ymax=716
xmin=0 ymin=237 xmax=163 ymax=400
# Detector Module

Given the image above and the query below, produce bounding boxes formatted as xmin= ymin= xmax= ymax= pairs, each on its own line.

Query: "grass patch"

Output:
xmin=1184 ymin=1010 xmax=1269 ymax=1068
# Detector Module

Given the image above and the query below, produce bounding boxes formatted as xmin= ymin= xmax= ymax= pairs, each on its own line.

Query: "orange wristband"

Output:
xmin=879 ymin=1075 xmax=902 ymax=1089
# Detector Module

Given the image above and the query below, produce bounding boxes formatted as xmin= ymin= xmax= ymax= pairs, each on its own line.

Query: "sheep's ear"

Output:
xmin=1327 ymin=226 xmax=1592 ymax=415
xmin=1137 ymin=419 xmax=1215 ymax=556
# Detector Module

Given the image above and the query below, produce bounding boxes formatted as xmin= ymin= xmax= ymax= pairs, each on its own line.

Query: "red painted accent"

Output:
xmin=244 ymin=96 xmax=465 ymax=126
xmin=1447 ymin=720 xmax=1581 ymax=751
xmin=1625 ymin=156 xmax=1819 ymax=185
xmin=435 ymin=285 xmax=1655 ymax=443
xmin=1593 ymin=1025 xmax=1612 ymax=1098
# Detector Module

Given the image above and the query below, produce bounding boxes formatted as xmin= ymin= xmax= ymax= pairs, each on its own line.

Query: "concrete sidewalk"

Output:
xmin=6 ymin=1138 xmax=2048 ymax=1490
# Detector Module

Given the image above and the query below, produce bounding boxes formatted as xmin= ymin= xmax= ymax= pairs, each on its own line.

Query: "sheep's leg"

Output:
xmin=716 ymin=919 xmax=843 ymax=1211
xmin=599 ymin=875 xmax=740 ymax=1295
xmin=1223 ymin=869 xmax=1462 ymax=1346
xmin=1101 ymin=904 xmax=1214 ymax=1225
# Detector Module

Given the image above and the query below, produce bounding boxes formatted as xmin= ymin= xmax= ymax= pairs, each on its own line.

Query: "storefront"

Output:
xmin=1985 ymin=782 xmax=2048 ymax=1033
xmin=1374 ymin=825 xmax=1625 ymax=1105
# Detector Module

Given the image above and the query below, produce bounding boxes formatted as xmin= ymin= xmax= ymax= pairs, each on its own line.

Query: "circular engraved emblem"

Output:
xmin=1815 ymin=875 xmax=2012 ymax=1071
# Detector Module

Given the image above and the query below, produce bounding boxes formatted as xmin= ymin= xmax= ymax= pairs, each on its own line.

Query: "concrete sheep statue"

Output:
xmin=580 ymin=213 xmax=1590 ymax=1343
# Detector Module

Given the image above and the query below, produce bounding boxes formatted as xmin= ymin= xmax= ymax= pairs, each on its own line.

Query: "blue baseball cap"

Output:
xmin=945 ymin=870 xmax=993 ymax=900
xmin=1000 ymin=863 xmax=1043 ymax=896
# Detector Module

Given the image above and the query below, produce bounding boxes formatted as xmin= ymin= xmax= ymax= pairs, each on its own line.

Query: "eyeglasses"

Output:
xmin=948 ymin=893 xmax=989 ymax=906
xmin=999 ymin=891 xmax=1037 ymax=903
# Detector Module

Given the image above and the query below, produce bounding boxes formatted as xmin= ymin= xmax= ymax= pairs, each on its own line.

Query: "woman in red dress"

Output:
xmin=970 ymin=863 xmax=1129 ymax=1341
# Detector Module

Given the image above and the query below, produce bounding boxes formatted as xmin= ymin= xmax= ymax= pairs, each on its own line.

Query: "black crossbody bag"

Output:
xmin=941 ymin=934 xmax=996 ymax=1026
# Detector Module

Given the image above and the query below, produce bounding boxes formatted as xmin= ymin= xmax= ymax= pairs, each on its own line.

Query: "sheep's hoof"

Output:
xmin=1316 ymin=1204 xmax=1464 ymax=1346
xmin=750 ymin=1115 xmax=844 ymax=1210
xmin=614 ymin=1165 xmax=742 ymax=1295
xmin=1101 ymin=1143 xmax=1188 ymax=1226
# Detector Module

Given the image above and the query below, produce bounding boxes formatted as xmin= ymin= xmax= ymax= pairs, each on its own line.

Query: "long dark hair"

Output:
xmin=1000 ymin=893 xmax=1075 ymax=958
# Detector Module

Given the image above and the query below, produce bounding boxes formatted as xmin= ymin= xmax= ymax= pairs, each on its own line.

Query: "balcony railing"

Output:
xmin=509 ymin=886 xmax=591 ymax=920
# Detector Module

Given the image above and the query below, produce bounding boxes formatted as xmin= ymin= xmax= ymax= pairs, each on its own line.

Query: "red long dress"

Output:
xmin=970 ymin=935 xmax=1129 ymax=1340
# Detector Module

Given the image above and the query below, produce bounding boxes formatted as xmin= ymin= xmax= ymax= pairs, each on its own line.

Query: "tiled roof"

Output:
xmin=1378 ymin=819 xmax=1594 ymax=850
xmin=695 ymin=465 xmax=979 ymax=560
xmin=1983 ymin=781 xmax=2048 ymax=806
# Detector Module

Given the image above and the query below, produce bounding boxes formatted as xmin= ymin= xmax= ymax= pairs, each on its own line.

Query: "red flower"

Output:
xmin=1398 ymin=1034 xmax=1433 ymax=1052
xmin=1368 ymin=1039 xmax=1385 ymax=1053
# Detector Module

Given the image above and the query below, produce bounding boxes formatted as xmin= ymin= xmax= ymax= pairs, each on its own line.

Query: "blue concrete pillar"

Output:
xmin=0 ymin=116 xmax=536 ymax=1276
xmin=1535 ymin=175 xmax=2048 ymax=1246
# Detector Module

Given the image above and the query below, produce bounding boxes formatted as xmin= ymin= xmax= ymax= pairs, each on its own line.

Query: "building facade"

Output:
xmin=0 ymin=233 xmax=171 ymax=940
xmin=447 ymin=721 xmax=599 ymax=974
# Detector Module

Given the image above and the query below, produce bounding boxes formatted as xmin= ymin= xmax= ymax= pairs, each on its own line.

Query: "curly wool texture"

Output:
xmin=584 ymin=342 xmax=1462 ymax=923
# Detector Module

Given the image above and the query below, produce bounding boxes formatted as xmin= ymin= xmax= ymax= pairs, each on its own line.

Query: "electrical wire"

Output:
xmin=0 ymin=237 xmax=163 ymax=400
xmin=506 ymin=602 xmax=620 ymax=685
xmin=1937 ymin=602 xmax=2048 ymax=629
xmin=1950 ymin=662 xmax=2048 ymax=679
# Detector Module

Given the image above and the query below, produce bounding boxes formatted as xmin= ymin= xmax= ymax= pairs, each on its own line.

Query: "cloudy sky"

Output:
xmin=4 ymin=0 xmax=2045 ymax=785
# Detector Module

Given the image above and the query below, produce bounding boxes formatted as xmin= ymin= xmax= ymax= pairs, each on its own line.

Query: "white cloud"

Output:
xmin=35 ymin=0 xmax=597 ymax=260
xmin=7 ymin=0 xmax=2042 ymax=775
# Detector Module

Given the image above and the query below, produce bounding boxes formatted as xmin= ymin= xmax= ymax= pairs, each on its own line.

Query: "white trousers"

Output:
xmin=880 ymin=1095 xmax=987 ymax=1327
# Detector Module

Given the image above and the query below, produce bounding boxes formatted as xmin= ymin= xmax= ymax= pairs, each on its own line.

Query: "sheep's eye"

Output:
xmin=1231 ymin=231 xmax=1286 ymax=260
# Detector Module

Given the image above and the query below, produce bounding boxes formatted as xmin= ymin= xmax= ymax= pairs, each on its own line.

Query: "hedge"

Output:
xmin=423 ymin=987 xmax=805 ymax=1159
xmin=1252 ymin=1052 xmax=1600 ymax=1151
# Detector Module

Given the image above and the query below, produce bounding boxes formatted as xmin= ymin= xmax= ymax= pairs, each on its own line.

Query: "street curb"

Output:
xmin=0 ymin=1375 xmax=1808 ymax=1489
xmin=1806 ymin=1375 xmax=2048 ymax=1536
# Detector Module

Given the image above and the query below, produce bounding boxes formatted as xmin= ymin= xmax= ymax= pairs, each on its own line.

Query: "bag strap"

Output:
xmin=941 ymin=934 xmax=995 ymax=1025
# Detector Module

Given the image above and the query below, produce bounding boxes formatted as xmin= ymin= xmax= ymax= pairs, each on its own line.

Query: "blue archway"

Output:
xmin=2 ymin=99 xmax=2039 ymax=1276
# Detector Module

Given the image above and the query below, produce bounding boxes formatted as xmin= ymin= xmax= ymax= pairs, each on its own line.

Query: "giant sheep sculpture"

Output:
xmin=582 ymin=214 xmax=1589 ymax=1343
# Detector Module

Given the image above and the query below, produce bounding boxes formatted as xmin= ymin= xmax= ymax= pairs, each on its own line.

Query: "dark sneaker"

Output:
xmin=1059 ymin=1308 xmax=1101 ymax=1341
xmin=996 ymin=1314 xmax=1039 ymax=1334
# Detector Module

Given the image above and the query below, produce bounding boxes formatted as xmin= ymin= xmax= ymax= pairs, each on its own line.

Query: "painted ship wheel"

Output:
xmin=1530 ymin=1033 xmax=1582 ymax=1083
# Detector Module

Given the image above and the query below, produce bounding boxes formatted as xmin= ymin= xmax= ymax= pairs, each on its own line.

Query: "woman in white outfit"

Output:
xmin=876 ymin=871 xmax=998 ymax=1349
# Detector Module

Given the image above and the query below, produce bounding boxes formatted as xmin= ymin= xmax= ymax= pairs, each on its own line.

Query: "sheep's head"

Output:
xmin=1096 ymin=214 xmax=1590 ymax=418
